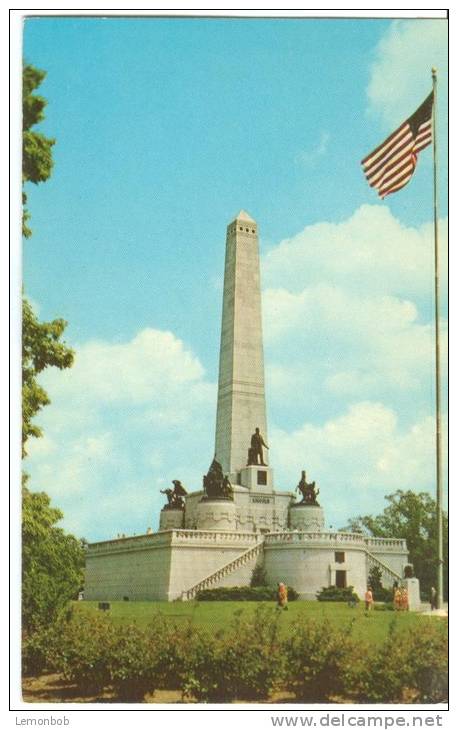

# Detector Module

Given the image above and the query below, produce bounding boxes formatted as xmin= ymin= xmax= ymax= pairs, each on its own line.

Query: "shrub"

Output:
xmin=373 ymin=587 xmax=395 ymax=602
xmin=283 ymin=617 xmax=361 ymax=702
xmin=53 ymin=612 xmax=116 ymax=694
xmin=406 ymin=620 xmax=448 ymax=703
xmin=108 ymin=623 xmax=159 ymax=701
xmin=250 ymin=563 xmax=268 ymax=587
xmin=286 ymin=586 xmax=299 ymax=601
xmin=22 ymin=624 xmax=59 ymax=676
xmin=196 ymin=585 xmax=298 ymax=602
xmin=352 ymin=619 xmax=448 ymax=703
xmin=316 ymin=585 xmax=359 ymax=602
xmin=182 ymin=605 xmax=284 ymax=702
xmin=22 ymin=608 xmax=75 ymax=676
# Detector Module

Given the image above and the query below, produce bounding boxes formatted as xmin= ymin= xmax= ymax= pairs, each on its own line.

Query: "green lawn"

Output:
xmin=76 ymin=600 xmax=429 ymax=645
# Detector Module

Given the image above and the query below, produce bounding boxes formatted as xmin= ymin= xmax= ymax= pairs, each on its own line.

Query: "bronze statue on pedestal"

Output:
xmin=202 ymin=458 xmax=234 ymax=501
xmin=295 ymin=470 xmax=320 ymax=506
xmin=160 ymin=479 xmax=187 ymax=510
xmin=247 ymin=427 xmax=269 ymax=466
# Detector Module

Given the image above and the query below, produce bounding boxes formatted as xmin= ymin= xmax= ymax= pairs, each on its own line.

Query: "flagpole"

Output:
xmin=431 ymin=67 xmax=443 ymax=611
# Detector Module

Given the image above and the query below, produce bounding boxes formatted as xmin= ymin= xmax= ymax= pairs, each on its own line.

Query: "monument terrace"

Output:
xmin=85 ymin=211 xmax=418 ymax=605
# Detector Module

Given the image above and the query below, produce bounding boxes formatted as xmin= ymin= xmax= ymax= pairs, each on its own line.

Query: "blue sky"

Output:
xmin=22 ymin=17 xmax=448 ymax=541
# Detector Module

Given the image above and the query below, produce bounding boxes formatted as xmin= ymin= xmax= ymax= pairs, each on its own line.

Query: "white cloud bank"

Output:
xmin=26 ymin=329 xmax=216 ymax=539
xmin=366 ymin=19 xmax=447 ymax=127
xmin=262 ymin=204 xmax=447 ymax=302
xmin=271 ymin=403 xmax=437 ymax=521
xmin=262 ymin=205 xmax=447 ymax=421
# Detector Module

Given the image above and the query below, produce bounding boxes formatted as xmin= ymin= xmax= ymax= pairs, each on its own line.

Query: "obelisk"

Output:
xmin=214 ymin=211 xmax=270 ymax=485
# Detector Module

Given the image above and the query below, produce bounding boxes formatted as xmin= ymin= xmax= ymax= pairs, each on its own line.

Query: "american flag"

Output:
xmin=361 ymin=92 xmax=433 ymax=198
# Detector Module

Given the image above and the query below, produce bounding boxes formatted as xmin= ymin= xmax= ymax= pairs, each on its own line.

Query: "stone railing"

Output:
xmin=182 ymin=540 xmax=265 ymax=601
xmin=365 ymin=536 xmax=408 ymax=552
xmin=88 ymin=528 xmax=407 ymax=557
xmin=366 ymin=550 xmax=403 ymax=582
xmin=171 ymin=529 xmax=260 ymax=545
xmin=87 ymin=531 xmax=174 ymax=555
xmin=87 ymin=529 xmax=260 ymax=556
xmin=264 ymin=531 xmax=407 ymax=552
xmin=264 ymin=531 xmax=366 ymax=546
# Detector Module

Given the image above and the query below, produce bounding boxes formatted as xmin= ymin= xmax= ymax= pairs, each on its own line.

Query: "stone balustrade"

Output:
xmin=365 ymin=536 xmax=407 ymax=551
xmin=88 ymin=528 xmax=407 ymax=558
xmin=88 ymin=528 xmax=261 ymax=556
xmin=172 ymin=529 xmax=260 ymax=544
xmin=264 ymin=531 xmax=407 ymax=551
xmin=265 ymin=531 xmax=365 ymax=546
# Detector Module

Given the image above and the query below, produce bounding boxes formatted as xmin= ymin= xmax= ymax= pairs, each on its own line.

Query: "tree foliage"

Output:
xmin=22 ymin=64 xmax=55 ymax=238
xmin=22 ymin=64 xmax=74 ymax=457
xmin=22 ymin=297 xmax=74 ymax=456
xmin=22 ymin=484 xmax=85 ymax=633
xmin=342 ymin=490 xmax=448 ymax=599
xmin=21 ymin=64 xmax=80 ymax=638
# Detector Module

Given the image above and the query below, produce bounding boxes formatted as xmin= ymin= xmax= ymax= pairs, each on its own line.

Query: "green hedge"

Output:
xmin=22 ymin=607 xmax=448 ymax=704
xmin=316 ymin=585 xmax=360 ymax=602
xmin=196 ymin=585 xmax=299 ymax=601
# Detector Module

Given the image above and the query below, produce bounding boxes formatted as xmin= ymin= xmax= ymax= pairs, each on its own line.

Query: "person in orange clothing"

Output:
xmin=400 ymin=586 xmax=409 ymax=611
xmin=394 ymin=587 xmax=402 ymax=611
xmin=277 ymin=582 xmax=288 ymax=610
xmin=364 ymin=587 xmax=374 ymax=611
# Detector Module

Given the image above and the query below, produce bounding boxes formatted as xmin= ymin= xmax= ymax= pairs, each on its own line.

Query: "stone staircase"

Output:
xmin=365 ymin=549 xmax=403 ymax=583
xmin=181 ymin=539 xmax=265 ymax=601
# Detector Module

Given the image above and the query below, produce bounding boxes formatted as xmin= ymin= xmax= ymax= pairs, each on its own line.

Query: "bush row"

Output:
xmin=196 ymin=585 xmax=299 ymax=601
xmin=316 ymin=586 xmax=360 ymax=602
xmin=22 ymin=606 xmax=448 ymax=704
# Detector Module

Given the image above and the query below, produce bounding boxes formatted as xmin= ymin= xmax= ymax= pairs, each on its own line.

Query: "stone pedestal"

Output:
xmin=289 ymin=503 xmax=325 ymax=531
xmin=196 ymin=499 xmax=236 ymax=531
xmin=237 ymin=464 xmax=274 ymax=492
xmin=159 ymin=508 xmax=184 ymax=531
xmin=404 ymin=577 xmax=421 ymax=611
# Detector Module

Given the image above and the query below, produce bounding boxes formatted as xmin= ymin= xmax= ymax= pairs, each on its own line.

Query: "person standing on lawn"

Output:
xmin=277 ymin=582 xmax=288 ymax=610
xmin=364 ymin=587 xmax=374 ymax=611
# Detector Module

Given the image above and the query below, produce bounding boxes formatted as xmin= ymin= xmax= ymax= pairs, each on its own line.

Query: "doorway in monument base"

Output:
xmin=335 ymin=570 xmax=347 ymax=589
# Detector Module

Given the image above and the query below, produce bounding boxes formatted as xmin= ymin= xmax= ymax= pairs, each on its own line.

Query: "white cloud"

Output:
xmin=41 ymin=328 xmax=206 ymax=405
xmin=261 ymin=205 xmax=447 ymax=419
xmin=262 ymin=204 xmax=447 ymax=303
xmin=270 ymin=403 xmax=438 ymax=523
xmin=366 ymin=19 xmax=447 ymax=128
xmin=25 ymin=328 xmax=216 ymax=540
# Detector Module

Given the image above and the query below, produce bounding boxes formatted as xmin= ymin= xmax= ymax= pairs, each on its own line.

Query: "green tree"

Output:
xmin=342 ymin=490 xmax=448 ymax=599
xmin=21 ymin=64 xmax=74 ymax=456
xmin=22 ymin=481 xmax=85 ymax=632
xmin=22 ymin=297 xmax=74 ymax=456
xmin=22 ymin=63 xmax=55 ymax=238
xmin=21 ymin=64 xmax=81 ymax=636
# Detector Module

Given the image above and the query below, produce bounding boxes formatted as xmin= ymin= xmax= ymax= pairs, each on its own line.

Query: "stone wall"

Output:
xmin=85 ymin=530 xmax=258 ymax=602
xmin=85 ymin=529 xmax=409 ymax=602
xmin=264 ymin=533 xmax=368 ymax=599
xmin=85 ymin=533 xmax=174 ymax=601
